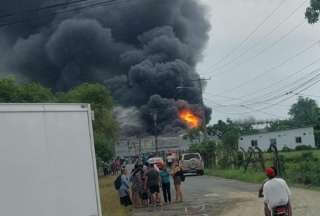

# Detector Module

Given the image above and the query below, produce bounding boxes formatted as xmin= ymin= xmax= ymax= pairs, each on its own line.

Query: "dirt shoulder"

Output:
xmin=222 ymin=188 xmax=320 ymax=216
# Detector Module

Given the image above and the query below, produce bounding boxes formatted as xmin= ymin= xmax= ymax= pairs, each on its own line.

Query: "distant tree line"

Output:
xmin=0 ymin=76 xmax=117 ymax=162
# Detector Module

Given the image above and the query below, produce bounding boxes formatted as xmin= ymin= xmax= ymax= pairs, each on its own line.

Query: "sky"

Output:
xmin=197 ymin=0 xmax=320 ymax=123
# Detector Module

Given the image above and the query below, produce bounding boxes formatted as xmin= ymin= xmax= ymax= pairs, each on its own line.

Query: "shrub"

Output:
xmin=282 ymin=146 xmax=292 ymax=152
xmin=287 ymin=152 xmax=320 ymax=186
xmin=295 ymin=145 xmax=313 ymax=151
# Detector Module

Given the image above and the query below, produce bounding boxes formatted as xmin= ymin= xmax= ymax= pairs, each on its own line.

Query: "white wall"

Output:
xmin=239 ymin=127 xmax=315 ymax=151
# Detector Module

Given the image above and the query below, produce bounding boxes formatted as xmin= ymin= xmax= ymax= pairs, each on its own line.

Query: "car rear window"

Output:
xmin=183 ymin=154 xmax=200 ymax=160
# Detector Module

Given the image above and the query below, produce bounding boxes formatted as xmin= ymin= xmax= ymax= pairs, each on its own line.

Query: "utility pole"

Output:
xmin=152 ymin=112 xmax=159 ymax=155
xmin=189 ymin=77 xmax=211 ymax=140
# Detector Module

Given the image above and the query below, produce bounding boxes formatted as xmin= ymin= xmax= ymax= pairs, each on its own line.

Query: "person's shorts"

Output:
xmin=149 ymin=185 xmax=160 ymax=194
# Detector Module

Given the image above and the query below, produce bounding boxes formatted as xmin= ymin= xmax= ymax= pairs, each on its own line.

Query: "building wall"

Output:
xmin=239 ymin=127 xmax=315 ymax=151
xmin=115 ymin=135 xmax=192 ymax=158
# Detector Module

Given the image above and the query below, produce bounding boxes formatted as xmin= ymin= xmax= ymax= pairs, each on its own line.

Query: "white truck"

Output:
xmin=0 ymin=104 xmax=102 ymax=216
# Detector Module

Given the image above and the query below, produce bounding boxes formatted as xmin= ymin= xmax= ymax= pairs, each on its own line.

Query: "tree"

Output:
xmin=0 ymin=77 xmax=118 ymax=161
xmin=289 ymin=97 xmax=319 ymax=126
xmin=0 ymin=77 xmax=55 ymax=102
xmin=16 ymin=83 xmax=55 ymax=102
xmin=305 ymin=0 xmax=320 ymax=24
xmin=0 ymin=76 xmax=19 ymax=102
xmin=58 ymin=83 xmax=118 ymax=161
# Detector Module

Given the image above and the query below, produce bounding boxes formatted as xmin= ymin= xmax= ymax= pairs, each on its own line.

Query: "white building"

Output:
xmin=239 ymin=127 xmax=315 ymax=151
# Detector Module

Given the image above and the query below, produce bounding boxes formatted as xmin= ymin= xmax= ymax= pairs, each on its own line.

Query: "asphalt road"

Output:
xmin=131 ymin=174 xmax=320 ymax=216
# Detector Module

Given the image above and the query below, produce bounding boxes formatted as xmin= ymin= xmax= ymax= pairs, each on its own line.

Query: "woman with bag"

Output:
xmin=172 ymin=160 xmax=183 ymax=203
xmin=118 ymin=168 xmax=132 ymax=207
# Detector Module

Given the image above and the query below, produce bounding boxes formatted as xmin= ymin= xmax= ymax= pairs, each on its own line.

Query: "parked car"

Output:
xmin=181 ymin=153 xmax=204 ymax=175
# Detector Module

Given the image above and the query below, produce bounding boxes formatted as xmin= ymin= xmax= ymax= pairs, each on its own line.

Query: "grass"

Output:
xmin=263 ymin=149 xmax=320 ymax=160
xmin=206 ymin=168 xmax=265 ymax=184
xmin=206 ymin=150 xmax=320 ymax=187
xmin=99 ymin=176 xmax=130 ymax=216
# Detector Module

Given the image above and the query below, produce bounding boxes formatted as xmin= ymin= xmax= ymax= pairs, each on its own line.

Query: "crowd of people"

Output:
xmin=103 ymin=158 xmax=124 ymax=176
xmin=113 ymin=158 xmax=292 ymax=216
xmin=115 ymin=160 xmax=185 ymax=208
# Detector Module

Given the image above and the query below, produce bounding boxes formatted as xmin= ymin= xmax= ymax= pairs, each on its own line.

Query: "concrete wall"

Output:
xmin=115 ymin=135 xmax=192 ymax=157
xmin=239 ymin=127 xmax=315 ymax=151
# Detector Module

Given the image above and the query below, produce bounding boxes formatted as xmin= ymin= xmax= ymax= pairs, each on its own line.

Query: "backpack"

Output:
xmin=114 ymin=175 xmax=122 ymax=190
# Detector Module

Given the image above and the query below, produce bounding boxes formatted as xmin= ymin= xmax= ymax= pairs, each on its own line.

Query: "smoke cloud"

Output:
xmin=0 ymin=0 xmax=211 ymax=135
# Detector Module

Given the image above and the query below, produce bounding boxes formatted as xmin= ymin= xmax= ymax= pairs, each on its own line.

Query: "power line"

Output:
xmin=0 ymin=0 xmax=130 ymax=29
xmin=204 ymin=93 xmax=292 ymax=108
xmin=243 ymin=69 xmax=320 ymax=106
xmin=209 ymin=0 xmax=308 ymax=72
xmin=0 ymin=0 xmax=88 ymax=20
xmin=210 ymin=74 xmax=320 ymax=118
xmin=218 ymin=40 xmax=320 ymax=94
xmin=241 ymin=66 xmax=320 ymax=106
xmin=213 ymin=20 xmax=305 ymax=76
xmin=243 ymin=76 xmax=320 ymax=114
xmin=209 ymin=0 xmax=287 ymax=68
xmin=234 ymin=56 xmax=320 ymax=102
xmin=206 ymin=67 xmax=320 ymax=110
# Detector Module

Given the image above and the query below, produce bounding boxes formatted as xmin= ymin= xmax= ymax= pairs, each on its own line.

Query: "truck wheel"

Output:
xmin=198 ymin=170 xmax=204 ymax=176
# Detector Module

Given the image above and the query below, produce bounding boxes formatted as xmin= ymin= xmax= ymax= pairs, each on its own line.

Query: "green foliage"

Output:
xmin=16 ymin=83 xmax=55 ymax=102
xmin=288 ymin=152 xmax=320 ymax=185
xmin=190 ymin=140 xmax=217 ymax=168
xmin=58 ymin=83 xmax=118 ymax=138
xmin=0 ymin=77 xmax=54 ymax=102
xmin=0 ymin=77 xmax=117 ymax=161
xmin=95 ymin=133 xmax=114 ymax=162
xmin=306 ymin=0 xmax=320 ymax=24
xmin=206 ymin=168 xmax=266 ymax=183
xmin=0 ymin=77 xmax=19 ymax=102
xmin=221 ymin=129 xmax=239 ymax=150
xmin=295 ymin=145 xmax=314 ymax=151
xmin=289 ymin=97 xmax=319 ymax=126
xmin=281 ymin=146 xmax=292 ymax=152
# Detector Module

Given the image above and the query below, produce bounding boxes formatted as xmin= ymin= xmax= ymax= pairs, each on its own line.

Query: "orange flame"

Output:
xmin=178 ymin=109 xmax=201 ymax=129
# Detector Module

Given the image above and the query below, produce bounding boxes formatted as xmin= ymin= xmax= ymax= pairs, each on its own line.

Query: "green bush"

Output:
xmin=295 ymin=145 xmax=314 ymax=151
xmin=287 ymin=152 xmax=320 ymax=186
xmin=282 ymin=146 xmax=292 ymax=152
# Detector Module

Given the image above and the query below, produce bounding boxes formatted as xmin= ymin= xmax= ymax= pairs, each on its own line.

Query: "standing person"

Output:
xmin=145 ymin=163 xmax=161 ymax=207
xmin=262 ymin=167 xmax=292 ymax=216
xmin=131 ymin=165 xmax=144 ymax=208
xmin=141 ymin=163 xmax=149 ymax=207
xmin=172 ymin=160 xmax=183 ymax=203
xmin=118 ymin=168 xmax=132 ymax=207
xmin=160 ymin=165 xmax=171 ymax=204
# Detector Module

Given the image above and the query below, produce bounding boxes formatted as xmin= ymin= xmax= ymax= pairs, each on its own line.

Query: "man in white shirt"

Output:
xmin=262 ymin=167 xmax=292 ymax=216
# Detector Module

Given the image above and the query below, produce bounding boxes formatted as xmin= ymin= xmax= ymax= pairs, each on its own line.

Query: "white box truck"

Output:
xmin=0 ymin=104 xmax=102 ymax=216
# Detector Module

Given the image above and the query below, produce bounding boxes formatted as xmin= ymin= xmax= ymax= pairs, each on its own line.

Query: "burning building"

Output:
xmin=0 ymin=0 xmax=212 ymax=138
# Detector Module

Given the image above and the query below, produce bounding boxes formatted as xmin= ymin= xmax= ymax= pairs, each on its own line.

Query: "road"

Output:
xmin=131 ymin=174 xmax=320 ymax=216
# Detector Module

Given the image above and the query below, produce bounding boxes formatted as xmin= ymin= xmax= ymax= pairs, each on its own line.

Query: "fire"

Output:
xmin=178 ymin=109 xmax=201 ymax=129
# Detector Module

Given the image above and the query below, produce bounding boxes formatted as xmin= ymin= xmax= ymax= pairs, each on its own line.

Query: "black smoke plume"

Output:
xmin=0 ymin=0 xmax=211 ymax=135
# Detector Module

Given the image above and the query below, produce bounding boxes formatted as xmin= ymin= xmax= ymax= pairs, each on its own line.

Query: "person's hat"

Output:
xmin=265 ymin=167 xmax=276 ymax=177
